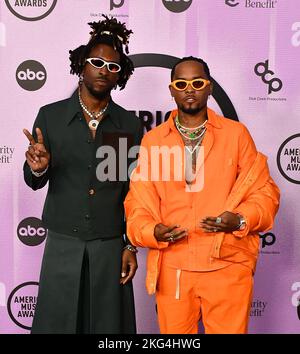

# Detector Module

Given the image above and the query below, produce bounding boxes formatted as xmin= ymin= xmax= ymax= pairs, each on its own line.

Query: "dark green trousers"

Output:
xmin=31 ymin=230 xmax=136 ymax=334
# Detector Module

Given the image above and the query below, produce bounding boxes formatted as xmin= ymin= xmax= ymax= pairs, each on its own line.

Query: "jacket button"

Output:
xmin=87 ymin=139 xmax=92 ymax=144
xmin=85 ymin=214 xmax=90 ymax=220
xmin=88 ymin=165 xmax=92 ymax=169
xmin=89 ymin=189 xmax=95 ymax=195
xmin=73 ymin=228 xmax=78 ymax=232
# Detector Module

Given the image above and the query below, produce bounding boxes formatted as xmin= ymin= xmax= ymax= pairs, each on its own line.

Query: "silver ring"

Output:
xmin=216 ymin=217 xmax=222 ymax=224
xmin=169 ymin=232 xmax=175 ymax=242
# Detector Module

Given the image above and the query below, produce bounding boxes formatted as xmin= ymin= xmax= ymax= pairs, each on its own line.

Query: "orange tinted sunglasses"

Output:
xmin=170 ymin=78 xmax=210 ymax=91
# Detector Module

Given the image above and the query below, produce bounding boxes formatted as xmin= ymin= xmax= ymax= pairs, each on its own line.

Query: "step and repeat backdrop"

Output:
xmin=0 ymin=0 xmax=299 ymax=334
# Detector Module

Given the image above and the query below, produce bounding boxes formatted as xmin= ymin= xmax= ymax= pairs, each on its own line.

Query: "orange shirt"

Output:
xmin=125 ymin=108 xmax=277 ymax=271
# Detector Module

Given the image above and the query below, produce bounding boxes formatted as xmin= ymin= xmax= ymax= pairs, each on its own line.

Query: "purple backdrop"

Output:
xmin=0 ymin=0 xmax=299 ymax=334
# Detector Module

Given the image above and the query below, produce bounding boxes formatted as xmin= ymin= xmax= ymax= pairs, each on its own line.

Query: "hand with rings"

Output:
xmin=154 ymin=223 xmax=188 ymax=244
xmin=200 ymin=211 xmax=241 ymax=233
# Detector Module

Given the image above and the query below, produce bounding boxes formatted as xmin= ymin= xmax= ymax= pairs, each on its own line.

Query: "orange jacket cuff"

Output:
xmin=141 ymin=222 xmax=169 ymax=249
xmin=232 ymin=202 xmax=260 ymax=238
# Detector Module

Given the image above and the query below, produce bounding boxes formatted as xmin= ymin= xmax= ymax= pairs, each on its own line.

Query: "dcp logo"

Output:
xmin=16 ymin=60 xmax=47 ymax=91
xmin=162 ymin=0 xmax=193 ymax=13
xmin=254 ymin=60 xmax=283 ymax=94
xmin=110 ymin=0 xmax=125 ymax=11
xmin=17 ymin=217 xmax=47 ymax=246
xmin=259 ymin=232 xmax=276 ymax=248
xmin=225 ymin=0 xmax=239 ymax=7
xmin=5 ymin=0 xmax=57 ymax=21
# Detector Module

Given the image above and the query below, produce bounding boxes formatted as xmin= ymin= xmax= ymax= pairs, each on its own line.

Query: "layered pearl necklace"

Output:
xmin=175 ymin=115 xmax=207 ymax=140
xmin=78 ymin=90 xmax=108 ymax=131
xmin=175 ymin=115 xmax=207 ymax=154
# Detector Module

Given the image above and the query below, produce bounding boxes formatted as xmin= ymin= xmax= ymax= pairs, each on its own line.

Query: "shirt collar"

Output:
xmin=161 ymin=107 xmax=222 ymax=137
xmin=66 ymin=89 xmax=82 ymax=125
xmin=66 ymin=88 xmax=121 ymax=129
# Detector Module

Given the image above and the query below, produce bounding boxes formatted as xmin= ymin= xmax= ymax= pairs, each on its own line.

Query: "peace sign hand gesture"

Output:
xmin=23 ymin=127 xmax=50 ymax=173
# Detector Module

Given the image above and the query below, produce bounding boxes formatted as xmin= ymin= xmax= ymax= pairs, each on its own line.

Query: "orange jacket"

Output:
xmin=124 ymin=108 xmax=280 ymax=295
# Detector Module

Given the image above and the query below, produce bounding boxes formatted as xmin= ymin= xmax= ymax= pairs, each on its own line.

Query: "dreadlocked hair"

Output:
xmin=171 ymin=56 xmax=211 ymax=81
xmin=69 ymin=15 xmax=134 ymax=90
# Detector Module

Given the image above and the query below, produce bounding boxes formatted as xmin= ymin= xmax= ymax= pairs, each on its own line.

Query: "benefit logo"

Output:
xmin=225 ymin=0 xmax=278 ymax=8
xmin=225 ymin=0 xmax=239 ymax=6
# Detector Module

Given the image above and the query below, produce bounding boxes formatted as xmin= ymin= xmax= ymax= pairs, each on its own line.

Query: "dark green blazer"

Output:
xmin=24 ymin=90 xmax=143 ymax=240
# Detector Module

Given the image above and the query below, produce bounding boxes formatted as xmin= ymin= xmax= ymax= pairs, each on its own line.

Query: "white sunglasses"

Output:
xmin=86 ymin=57 xmax=121 ymax=73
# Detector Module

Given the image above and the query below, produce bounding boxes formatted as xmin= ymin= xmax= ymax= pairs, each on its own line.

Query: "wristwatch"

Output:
xmin=237 ymin=214 xmax=246 ymax=231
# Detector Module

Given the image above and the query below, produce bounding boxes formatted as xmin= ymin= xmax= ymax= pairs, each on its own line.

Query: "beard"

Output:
xmin=85 ymin=80 xmax=114 ymax=100
xmin=178 ymin=102 xmax=206 ymax=116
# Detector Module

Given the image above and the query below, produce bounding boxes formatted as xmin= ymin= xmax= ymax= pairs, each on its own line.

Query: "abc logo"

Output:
xmin=225 ymin=0 xmax=239 ymax=6
xmin=259 ymin=232 xmax=276 ymax=248
xmin=16 ymin=60 xmax=47 ymax=91
xmin=162 ymin=0 xmax=193 ymax=13
xmin=17 ymin=217 xmax=47 ymax=246
xmin=254 ymin=59 xmax=283 ymax=94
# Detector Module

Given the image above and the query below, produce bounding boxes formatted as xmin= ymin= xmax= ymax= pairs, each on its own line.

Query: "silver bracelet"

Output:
xmin=123 ymin=244 xmax=138 ymax=253
xmin=30 ymin=165 xmax=49 ymax=177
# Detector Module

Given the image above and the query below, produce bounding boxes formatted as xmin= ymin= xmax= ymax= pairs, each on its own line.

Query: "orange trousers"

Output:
xmin=156 ymin=263 xmax=253 ymax=334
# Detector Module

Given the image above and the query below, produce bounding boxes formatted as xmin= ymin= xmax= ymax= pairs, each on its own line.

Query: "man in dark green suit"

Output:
xmin=23 ymin=16 xmax=142 ymax=334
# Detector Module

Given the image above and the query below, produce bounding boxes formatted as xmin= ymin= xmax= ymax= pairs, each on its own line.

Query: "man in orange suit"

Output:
xmin=124 ymin=56 xmax=280 ymax=334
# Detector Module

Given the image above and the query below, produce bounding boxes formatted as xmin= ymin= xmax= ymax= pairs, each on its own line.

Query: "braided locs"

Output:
xmin=69 ymin=15 xmax=134 ymax=90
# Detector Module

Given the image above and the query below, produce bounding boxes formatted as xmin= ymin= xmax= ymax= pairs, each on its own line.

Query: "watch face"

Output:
xmin=239 ymin=216 xmax=246 ymax=230
xmin=237 ymin=214 xmax=246 ymax=230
